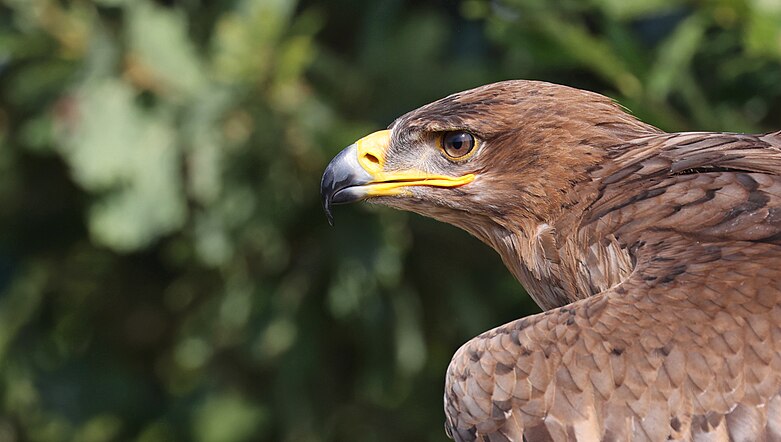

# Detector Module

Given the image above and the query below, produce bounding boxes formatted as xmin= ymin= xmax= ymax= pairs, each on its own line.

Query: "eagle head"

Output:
xmin=321 ymin=80 xmax=657 ymax=241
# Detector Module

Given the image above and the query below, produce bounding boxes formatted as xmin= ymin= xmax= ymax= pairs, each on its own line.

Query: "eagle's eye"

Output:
xmin=440 ymin=131 xmax=477 ymax=160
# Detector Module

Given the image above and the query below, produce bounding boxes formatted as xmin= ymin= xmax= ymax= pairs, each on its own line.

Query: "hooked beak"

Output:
xmin=320 ymin=130 xmax=474 ymax=225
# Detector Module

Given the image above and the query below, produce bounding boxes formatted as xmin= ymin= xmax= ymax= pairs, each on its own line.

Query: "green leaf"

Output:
xmin=647 ymin=14 xmax=707 ymax=100
xmin=211 ymin=0 xmax=297 ymax=84
xmin=126 ymin=1 xmax=207 ymax=99
xmin=193 ymin=393 xmax=267 ymax=442
xmin=745 ymin=2 xmax=781 ymax=58
xmin=57 ymin=79 xmax=186 ymax=251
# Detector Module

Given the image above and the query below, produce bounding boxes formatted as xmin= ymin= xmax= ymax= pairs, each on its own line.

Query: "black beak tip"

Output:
xmin=320 ymin=143 xmax=369 ymax=226
xmin=321 ymin=167 xmax=336 ymax=226
xmin=323 ymin=199 xmax=334 ymax=226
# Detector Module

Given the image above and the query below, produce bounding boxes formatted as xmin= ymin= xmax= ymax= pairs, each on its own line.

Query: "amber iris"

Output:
xmin=441 ymin=131 xmax=476 ymax=159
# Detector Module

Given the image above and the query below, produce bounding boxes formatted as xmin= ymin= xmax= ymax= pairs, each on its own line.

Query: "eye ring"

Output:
xmin=440 ymin=131 xmax=478 ymax=160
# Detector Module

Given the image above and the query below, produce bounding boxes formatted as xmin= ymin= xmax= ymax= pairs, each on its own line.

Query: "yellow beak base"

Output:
xmin=320 ymin=129 xmax=475 ymax=224
xmin=354 ymin=130 xmax=474 ymax=197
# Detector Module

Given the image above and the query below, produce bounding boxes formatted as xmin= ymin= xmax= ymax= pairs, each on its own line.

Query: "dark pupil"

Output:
xmin=446 ymin=132 xmax=472 ymax=155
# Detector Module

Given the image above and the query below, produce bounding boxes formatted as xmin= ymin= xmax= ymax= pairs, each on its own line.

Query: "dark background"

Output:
xmin=1 ymin=0 xmax=780 ymax=440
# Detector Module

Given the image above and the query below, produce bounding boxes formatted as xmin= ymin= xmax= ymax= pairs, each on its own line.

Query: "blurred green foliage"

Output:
xmin=0 ymin=0 xmax=779 ymax=440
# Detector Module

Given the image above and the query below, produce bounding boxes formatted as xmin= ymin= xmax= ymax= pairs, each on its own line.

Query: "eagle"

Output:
xmin=320 ymin=80 xmax=781 ymax=441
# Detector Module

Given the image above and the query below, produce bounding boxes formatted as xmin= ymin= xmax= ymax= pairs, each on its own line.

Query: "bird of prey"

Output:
xmin=320 ymin=80 xmax=781 ymax=441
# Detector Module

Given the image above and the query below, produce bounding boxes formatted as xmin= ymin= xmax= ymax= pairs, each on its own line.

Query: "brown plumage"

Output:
xmin=320 ymin=80 xmax=781 ymax=441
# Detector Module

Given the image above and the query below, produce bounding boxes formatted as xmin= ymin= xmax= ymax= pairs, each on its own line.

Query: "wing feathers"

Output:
xmin=446 ymin=240 xmax=781 ymax=441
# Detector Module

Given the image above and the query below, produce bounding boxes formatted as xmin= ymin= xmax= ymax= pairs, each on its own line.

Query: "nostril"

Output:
xmin=364 ymin=153 xmax=380 ymax=165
